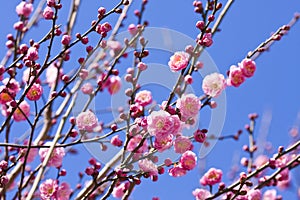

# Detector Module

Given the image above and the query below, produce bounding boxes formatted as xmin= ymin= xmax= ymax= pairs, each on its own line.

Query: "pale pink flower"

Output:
xmin=227 ymin=65 xmax=245 ymax=87
xmin=26 ymin=83 xmax=43 ymax=101
xmin=138 ymin=159 xmax=158 ymax=176
xmin=168 ymin=51 xmax=189 ymax=72
xmin=174 ymin=136 xmax=193 ymax=154
xmin=154 ymin=134 xmax=173 ymax=152
xmin=39 ymin=179 xmax=58 ymax=200
xmin=46 ymin=64 xmax=62 ymax=87
xmin=43 ymin=6 xmax=54 ymax=20
xmin=13 ymin=100 xmax=30 ymax=122
xmin=134 ymin=90 xmax=152 ymax=106
xmin=240 ymin=58 xmax=256 ymax=78
xmin=16 ymin=2 xmax=33 ymax=17
xmin=200 ymin=168 xmax=223 ymax=186
xmin=100 ymin=22 xmax=112 ymax=33
xmin=81 ymin=83 xmax=94 ymax=95
xmin=126 ymin=135 xmax=148 ymax=153
xmin=107 ymin=41 xmax=122 ymax=57
xmin=128 ymin=24 xmax=138 ymax=35
xmin=147 ymin=110 xmax=181 ymax=138
xmin=192 ymin=188 xmax=211 ymax=200
xmin=168 ymin=165 xmax=187 ymax=177
xmin=56 ymin=182 xmax=72 ymax=200
xmin=263 ymin=189 xmax=277 ymax=200
xmin=202 ymin=73 xmax=226 ymax=97
xmin=20 ymin=145 xmax=38 ymax=163
xmin=61 ymin=35 xmax=71 ymax=46
xmin=247 ymin=189 xmax=261 ymax=200
xmin=22 ymin=68 xmax=39 ymax=84
xmin=39 ymin=142 xmax=65 ymax=168
xmin=176 ymin=93 xmax=201 ymax=122
xmin=112 ymin=182 xmax=130 ymax=199
xmin=76 ymin=110 xmax=98 ymax=132
xmin=3 ymin=78 xmax=20 ymax=95
xmin=26 ymin=47 xmax=39 ymax=61
xmin=111 ymin=135 xmax=123 ymax=147
xmin=108 ymin=76 xmax=121 ymax=95
xmin=180 ymin=150 xmax=197 ymax=170
xmin=274 ymin=154 xmax=291 ymax=168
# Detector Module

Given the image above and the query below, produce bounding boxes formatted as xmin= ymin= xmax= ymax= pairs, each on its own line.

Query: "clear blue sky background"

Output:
xmin=0 ymin=0 xmax=300 ymax=199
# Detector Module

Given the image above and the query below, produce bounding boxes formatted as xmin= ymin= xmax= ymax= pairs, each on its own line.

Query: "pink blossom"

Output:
xmin=13 ymin=100 xmax=30 ymax=122
xmin=56 ymin=182 xmax=72 ymax=200
xmin=107 ymin=41 xmax=122 ymax=57
xmin=26 ymin=83 xmax=43 ymax=101
xmin=274 ymin=154 xmax=291 ymax=168
xmin=39 ymin=179 xmax=58 ymax=200
xmin=227 ymin=65 xmax=245 ymax=87
xmin=168 ymin=165 xmax=187 ymax=177
xmin=137 ymin=62 xmax=147 ymax=71
xmin=108 ymin=76 xmax=121 ymax=95
xmin=0 ymin=86 xmax=13 ymax=104
xmin=13 ymin=21 xmax=24 ymax=31
xmin=76 ymin=110 xmax=98 ymax=132
xmin=46 ymin=64 xmax=62 ymax=87
xmin=20 ymin=143 xmax=38 ymax=163
xmin=247 ymin=189 xmax=261 ymax=200
xmin=3 ymin=78 xmax=20 ymax=94
xmin=240 ymin=58 xmax=256 ymax=78
xmin=138 ymin=159 xmax=158 ymax=176
xmin=61 ymin=35 xmax=71 ymax=46
xmin=39 ymin=142 xmax=65 ymax=168
xmin=22 ymin=68 xmax=39 ymax=84
xmin=154 ymin=134 xmax=173 ymax=152
xmin=111 ymin=135 xmax=123 ymax=147
xmin=180 ymin=150 xmax=197 ymax=170
xmin=202 ymin=73 xmax=226 ymax=97
xmin=147 ymin=110 xmax=182 ymax=138
xmin=100 ymin=22 xmax=112 ymax=33
xmin=193 ymin=129 xmax=206 ymax=143
xmin=192 ymin=188 xmax=211 ymax=200
xmin=43 ymin=6 xmax=54 ymax=20
xmin=81 ymin=83 xmax=94 ymax=95
xmin=47 ymin=0 xmax=56 ymax=7
xmin=128 ymin=24 xmax=138 ymax=35
xmin=168 ymin=51 xmax=189 ymax=72
xmin=26 ymin=47 xmax=39 ymax=61
xmin=174 ymin=136 xmax=193 ymax=154
xmin=198 ymin=33 xmax=213 ymax=47
xmin=79 ymin=69 xmax=89 ymax=80
xmin=126 ymin=135 xmax=148 ymax=153
xmin=200 ymin=168 xmax=223 ymax=186
xmin=176 ymin=93 xmax=201 ymax=122
xmin=16 ymin=2 xmax=33 ymax=17
xmin=134 ymin=90 xmax=152 ymax=106
xmin=112 ymin=182 xmax=130 ymax=199
xmin=263 ymin=189 xmax=277 ymax=200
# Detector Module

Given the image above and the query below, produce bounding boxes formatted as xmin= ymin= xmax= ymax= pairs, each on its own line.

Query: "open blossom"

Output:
xmin=110 ymin=135 xmax=123 ymax=147
xmin=168 ymin=165 xmax=187 ymax=177
xmin=227 ymin=65 xmax=245 ymax=87
xmin=108 ymin=76 xmax=121 ymax=95
xmin=147 ymin=110 xmax=181 ymax=138
xmin=16 ymin=1 xmax=33 ymax=17
xmin=26 ymin=83 xmax=43 ymax=101
xmin=126 ymin=135 xmax=148 ymax=153
xmin=128 ymin=24 xmax=138 ymax=35
xmin=263 ymin=189 xmax=277 ymax=200
xmin=200 ymin=168 xmax=223 ymax=186
xmin=176 ymin=93 xmax=201 ymax=122
xmin=26 ymin=47 xmax=39 ymax=61
xmin=154 ymin=134 xmax=173 ymax=152
xmin=179 ymin=150 xmax=197 ymax=170
xmin=56 ymin=182 xmax=72 ymax=200
xmin=174 ymin=136 xmax=193 ymax=154
xmin=192 ymin=188 xmax=211 ymax=200
xmin=135 ymin=90 xmax=152 ymax=106
xmin=81 ymin=82 xmax=94 ymax=95
xmin=138 ymin=158 xmax=158 ymax=176
xmin=39 ymin=142 xmax=65 ymax=168
xmin=202 ymin=73 xmax=226 ymax=97
xmin=168 ymin=51 xmax=189 ymax=72
xmin=39 ymin=179 xmax=58 ymax=200
xmin=13 ymin=100 xmax=30 ymax=122
xmin=76 ymin=110 xmax=98 ymax=132
xmin=240 ymin=58 xmax=256 ymax=78
xmin=46 ymin=64 xmax=62 ymax=87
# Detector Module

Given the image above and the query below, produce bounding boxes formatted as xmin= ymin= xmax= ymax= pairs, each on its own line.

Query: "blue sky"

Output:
xmin=0 ymin=0 xmax=300 ymax=199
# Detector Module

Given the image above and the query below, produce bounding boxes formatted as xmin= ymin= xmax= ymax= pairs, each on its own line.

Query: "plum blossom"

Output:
xmin=126 ymin=135 xmax=148 ymax=153
xmin=168 ymin=165 xmax=187 ymax=177
xmin=111 ymin=135 xmax=123 ymax=147
xmin=174 ymin=136 xmax=193 ymax=154
xmin=200 ymin=168 xmax=223 ymax=186
xmin=138 ymin=158 xmax=158 ymax=176
xmin=240 ymin=58 xmax=256 ymax=78
xmin=81 ymin=82 xmax=94 ymax=95
xmin=61 ymin=35 xmax=71 ymax=46
xmin=193 ymin=129 xmax=206 ymax=143
xmin=179 ymin=150 xmax=197 ymax=170
xmin=227 ymin=65 xmax=245 ymax=87
xmin=168 ymin=51 xmax=189 ymax=72
xmin=112 ymin=182 xmax=130 ymax=199
xmin=192 ymin=188 xmax=211 ymax=200
xmin=202 ymin=73 xmax=226 ymax=97
xmin=176 ymin=93 xmax=201 ymax=122
xmin=76 ymin=110 xmax=98 ymax=132
xmin=56 ymin=182 xmax=72 ymax=200
xmin=43 ymin=6 xmax=54 ymax=20
xmin=16 ymin=1 xmax=33 ymax=17
xmin=13 ymin=101 xmax=30 ymax=122
xmin=46 ymin=64 xmax=62 ymax=87
xmin=26 ymin=83 xmax=43 ymax=101
xmin=39 ymin=179 xmax=58 ymax=200
xmin=134 ymin=90 xmax=152 ymax=106
xmin=247 ymin=189 xmax=261 ymax=200
xmin=108 ymin=76 xmax=121 ymax=95
xmin=39 ymin=142 xmax=65 ymax=168
xmin=26 ymin=47 xmax=39 ymax=62
xmin=263 ymin=189 xmax=277 ymax=200
xmin=154 ymin=134 xmax=173 ymax=152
